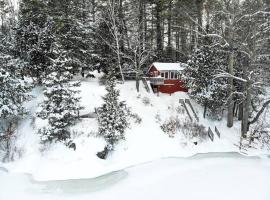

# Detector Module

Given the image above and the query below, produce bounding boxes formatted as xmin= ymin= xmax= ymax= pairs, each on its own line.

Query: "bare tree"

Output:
xmin=98 ymin=0 xmax=125 ymax=82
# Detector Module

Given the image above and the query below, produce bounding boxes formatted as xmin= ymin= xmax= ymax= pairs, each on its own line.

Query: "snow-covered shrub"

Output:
xmin=155 ymin=113 xmax=162 ymax=123
xmin=130 ymin=113 xmax=142 ymax=124
xmin=176 ymin=106 xmax=185 ymax=115
xmin=160 ymin=116 xmax=208 ymax=143
xmin=142 ymin=96 xmax=151 ymax=106
xmin=160 ymin=117 xmax=181 ymax=137
xmin=179 ymin=120 xmax=208 ymax=143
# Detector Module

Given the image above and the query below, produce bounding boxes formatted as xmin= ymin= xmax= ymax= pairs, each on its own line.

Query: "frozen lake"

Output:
xmin=0 ymin=152 xmax=270 ymax=200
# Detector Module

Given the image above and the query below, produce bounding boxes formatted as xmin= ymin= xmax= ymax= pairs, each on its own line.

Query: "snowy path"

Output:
xmin=0 ymin=153 xmax=269 ymax=200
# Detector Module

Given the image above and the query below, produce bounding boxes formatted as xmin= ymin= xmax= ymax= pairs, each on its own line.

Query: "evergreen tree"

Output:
xmin=34 ymin=0 xmax=88 ymax=144
xmin=97 ymin=71 xmax=130 ymax=152
xmin=183 ymin=46 xmax=227 ymax=118
xmin=0 ymin=32 xmax=31 ymax=135
xmin=37 ymin=47 xmax=83 ymax=143
xmin=16 ymin=0 xmax=54 ymax=83
xmin=47 ymin=0 xmax=93 ymax=75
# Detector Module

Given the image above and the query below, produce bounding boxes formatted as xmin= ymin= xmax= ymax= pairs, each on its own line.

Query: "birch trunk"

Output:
xmin=227 ymin=50 xmax=234 ymax=128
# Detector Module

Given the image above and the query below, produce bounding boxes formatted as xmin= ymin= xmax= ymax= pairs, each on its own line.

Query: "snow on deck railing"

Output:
xmin=147 ymin=77 xmax=164 ymax=85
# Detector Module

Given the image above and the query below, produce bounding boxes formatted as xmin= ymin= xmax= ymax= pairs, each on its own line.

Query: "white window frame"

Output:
xmin=174 ymin=72 xmax=178 ymax=79
xmin=165 ymin=72 xmax=169 ymax=79
xmin=170 ymin=71 xmax=175 ymax=79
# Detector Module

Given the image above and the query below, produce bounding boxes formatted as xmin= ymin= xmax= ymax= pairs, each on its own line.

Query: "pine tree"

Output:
xmin=15 ymin=0 xmax=54 ymax=83
xmin=183 ymin=46 xmax=227 ymax=118
xmin=35 ymin=0 xmax=89 ymax=144
xmin=47 ymin=0 xmax=93 ymax=75
xmin=97 ymin=72 xmax=130 ymax=152
xmin=37 ymin=49 xmax=83 ymax=143
xmin=0 ymin=32 xmax=31 ymax=135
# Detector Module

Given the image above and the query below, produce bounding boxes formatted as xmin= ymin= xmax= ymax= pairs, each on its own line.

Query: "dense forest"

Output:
xmin=0 ymin=0 xmax=270 ymax=159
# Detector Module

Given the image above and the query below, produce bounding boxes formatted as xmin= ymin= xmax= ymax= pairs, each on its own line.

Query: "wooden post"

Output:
xmin=215 ymin=126 xmax=221 ymax=138
xmin=185 ymin=99 xmax=199 ymax=122
xmin=208 ymin=127 xmax=214 ymax=141
xmin=179 ymin=99 xmax=192 ymax=121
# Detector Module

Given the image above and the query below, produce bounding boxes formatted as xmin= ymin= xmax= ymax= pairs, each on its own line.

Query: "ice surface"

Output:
xmin=0 ymin=153 xmax=270 ymax=200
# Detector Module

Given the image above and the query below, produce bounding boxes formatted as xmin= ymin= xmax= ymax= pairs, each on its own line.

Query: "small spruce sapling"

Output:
xmin=97 ymin=71 xmax=130 ymax=159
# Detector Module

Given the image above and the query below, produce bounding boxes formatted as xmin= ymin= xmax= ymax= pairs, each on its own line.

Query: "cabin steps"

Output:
xmin=179 ymin=98 xmax=222 ymax=142
xmin=179 ymin=98 xmax=199 ymax=122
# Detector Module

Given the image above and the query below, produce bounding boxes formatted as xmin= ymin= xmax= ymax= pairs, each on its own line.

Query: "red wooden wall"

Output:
xmin=148 ymin=65 xmax=188 ymax=94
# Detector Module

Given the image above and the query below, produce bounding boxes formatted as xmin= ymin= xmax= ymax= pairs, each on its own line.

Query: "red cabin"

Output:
xmin=147 ymin=62 xmax=188 ymax=94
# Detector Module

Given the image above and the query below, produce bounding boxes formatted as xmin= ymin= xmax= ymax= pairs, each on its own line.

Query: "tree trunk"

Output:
xmin=203 ymin=103 xmax=207 ymax=118
xmin=144 ymin=2 xmax=147 ymax=47
xmin=167 ymin=0 xmax=172 ymax=59
xmin=118 ymin=0 xmax=124 ymax=52
xmin=151 ymin=4 xmax=154 ymax=49
xmin=136 ymin=73 xmax=140 ymax=92
xmin=241 ymin=81 xmax=251 ymax=138
xmin=227 ymin=51 xmax=235 ymax=128
xmin=238 ymin=103 xmax=243 ymax=120
xmin=195 ymin=0 xmax=203 ymax=46
xmin=175 ymin=30 xmax=180 ymax=61
xmin=139 ymin=0 xmax=144 ymax=51
xmin=155 ymin=0 xmax=163 ymax=58
xmin=180 ymin=25 xmax=187 ymax=58
xmin=226 ymin=10 xmax=235 ymax=128
xmin=190 ymin=22 xmax=197 ymax=51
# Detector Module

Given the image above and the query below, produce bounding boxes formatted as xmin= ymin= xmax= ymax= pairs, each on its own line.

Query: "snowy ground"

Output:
xmin=1 ymin=73 xmax=269 ymax=181
xmin=1 ymin=152 xmax=270 ymax=200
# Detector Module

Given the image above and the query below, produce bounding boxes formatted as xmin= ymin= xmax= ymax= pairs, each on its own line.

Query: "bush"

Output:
xmin=176 ymin=106 xmax=185 ymax=115
xmin=142 ymin=96 xmax=151 ymax=106
xmin=130 ymin=113 xmax=142 ymax=124
xmin=160 ymin=117 xmax=208 ymax=143
xmin=179 ymin=120 xmax=208 ymax=142
xmin=160 ymin=117 xmax=181 ymax=137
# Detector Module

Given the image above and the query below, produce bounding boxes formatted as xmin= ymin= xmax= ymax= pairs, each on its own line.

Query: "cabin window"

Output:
xmin=165 ymin=72 xmax=169 ymax=79
xmin=174 ymin=73 xmax=178 ymax=79
xmin=170 ymin=72 xmax=175 ymax=79
xmin=161 ymin=72 xmax=165 ymax=78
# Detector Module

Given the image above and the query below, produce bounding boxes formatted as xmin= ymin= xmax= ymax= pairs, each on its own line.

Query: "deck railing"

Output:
xmin=145 ymin=77 xmax=165 ymax=85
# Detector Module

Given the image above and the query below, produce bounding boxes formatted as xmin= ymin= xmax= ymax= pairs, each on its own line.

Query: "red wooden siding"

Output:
xmin=148 ymin=65 xmax=160 ymax=76
xmin=147 ymin=64 xmax=188 ymax=94
xmin=159 ymin=80 xmax=188 ymax=93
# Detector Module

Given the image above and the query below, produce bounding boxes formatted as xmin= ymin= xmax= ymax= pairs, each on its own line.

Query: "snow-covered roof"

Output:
xmin=151 ymin=62 xmax=187 ymax=72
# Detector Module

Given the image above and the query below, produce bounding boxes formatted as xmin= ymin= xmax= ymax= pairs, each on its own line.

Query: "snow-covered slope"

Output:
xmin=1 ymin=74 xmax=266 ymax=181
